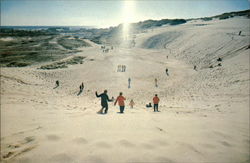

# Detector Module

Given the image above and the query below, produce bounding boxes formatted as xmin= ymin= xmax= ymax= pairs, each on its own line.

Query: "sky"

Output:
xmin=1 ymin=0 xmax=249 ymax=28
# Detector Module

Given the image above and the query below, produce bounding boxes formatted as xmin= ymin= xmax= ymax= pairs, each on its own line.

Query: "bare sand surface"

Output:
xmin=1 ymin=17 xmax=249 ymax=163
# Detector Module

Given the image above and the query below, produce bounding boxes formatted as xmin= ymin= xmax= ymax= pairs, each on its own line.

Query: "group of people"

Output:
xmin=95 ymin=90 xmax=159 ymax=114
xmin=117 ymin=65 xmax=126 ymax=72
xmin=79 ymin=82 xmax=84 ymax=92
xmin=54 ymin=80 xmax=85 ymax=95
xmin=101 ymin=45 xmax=113 ymax=53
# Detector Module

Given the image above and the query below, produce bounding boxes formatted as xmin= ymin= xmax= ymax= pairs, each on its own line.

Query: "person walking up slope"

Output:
xmin=128 ymin=78 xmax=131 ymax=88
xmin=129 ymin=99 xmax=135 ymax=108
xmin=153 ymin=94 xmax=160 ymax=112
xmin=96 ymin=90 xmax=113 ymax=114
xmin=114 ymin=92 xmax=126 ymax=113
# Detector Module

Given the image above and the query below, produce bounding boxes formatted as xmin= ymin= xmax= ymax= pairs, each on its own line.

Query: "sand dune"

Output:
xmin=1 ymin=17 xmax=249 ymax=163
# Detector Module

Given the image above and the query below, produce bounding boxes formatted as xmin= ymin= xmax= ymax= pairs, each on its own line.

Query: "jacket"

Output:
xmin=153 ymin=96 xmax=160 ymax=104
xmin=115 ymin=96 xmax=126 ymax=106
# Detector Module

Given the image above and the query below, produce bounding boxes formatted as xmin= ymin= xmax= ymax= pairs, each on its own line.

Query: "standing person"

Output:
xmin=128 ymin=78 xmax=131 ymax=88
xmin=114 ymin=92 xmax=126 ymax=113
xmin=153 ymin=94 xmax=160 ymax=112
xmin=165 ymin=68 xmax=169 ymax=76
xmin=56 ymin=80 xmax=59 ymax=87
xmin=96 ymin=90 xmax=113 ymax=114
xmin=194 ymin=65 xmax=197 ymax=71
xmin=118 ymin=65 xmax=121 ymax=72
xmin=81 ymin=82 xmax=84 ymax=91
xmin=121 ymin=65 xmax=124 ymax=72
xmin=129 ymin=99 xmax=135 ymax=108
xmin=155 ymin=78 xmax=158 ymax=87
xmin=124 ymin=65 xmax=126 ymax=72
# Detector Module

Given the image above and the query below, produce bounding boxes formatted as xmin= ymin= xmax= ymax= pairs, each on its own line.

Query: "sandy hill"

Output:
xmin=1 ymin=17 xmax=249 ymax=163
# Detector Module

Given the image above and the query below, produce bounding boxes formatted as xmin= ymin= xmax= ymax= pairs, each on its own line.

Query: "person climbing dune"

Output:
xmin=114 ymin=92 xmax=126 ymax=113
xmin=129 ymin=99 xmax=135 ymax=108
xmin=165 ymin=68 xmax=169 ymax=76
xmin=96 ymin=90 xmax=113 ymax=114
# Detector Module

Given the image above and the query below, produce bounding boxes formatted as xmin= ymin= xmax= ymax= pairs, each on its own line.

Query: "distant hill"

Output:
xmin=199 ymin=9 xmax=250 ymax=21
xmin=84 ymin=9 xmax=250 ymax=46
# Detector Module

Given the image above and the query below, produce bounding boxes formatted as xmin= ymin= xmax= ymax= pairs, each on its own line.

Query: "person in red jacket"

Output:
xmin=153 ymin=94 xmax=160 ymax=112
xmin=114 ymin=92 xmax=126 ymax=113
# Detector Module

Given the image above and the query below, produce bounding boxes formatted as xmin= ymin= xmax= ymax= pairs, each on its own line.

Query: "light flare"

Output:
xmin=122 ymin=0 xmax=135 ymax=42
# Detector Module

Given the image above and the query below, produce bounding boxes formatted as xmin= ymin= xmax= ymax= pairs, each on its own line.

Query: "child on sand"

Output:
xmin=129 ymin=99 xmax=135 ymax=108
xmin=114 ymin=92 xmax=126 ymax=113
xmin=153 ymin=94 xmax=160 ymax=112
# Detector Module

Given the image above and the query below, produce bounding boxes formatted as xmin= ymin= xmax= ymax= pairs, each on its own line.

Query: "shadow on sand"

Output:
xmin=77 ymin=90 xmax=83 ymax=96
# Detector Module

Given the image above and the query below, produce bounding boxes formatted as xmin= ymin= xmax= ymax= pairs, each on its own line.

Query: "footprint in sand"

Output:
xmin=118 ymin=139 xmax=136 ymax=148
xmin=95 ymin=141 xmax=112 ymax=148
xmin=213 ymin=131 xmax=232 ymax=140
xmin=150 ymin=139 xmax=169 ymax=147
xmin=155 ymin=156 xmax=176 ymax=163
xmin=140 ymin=143 xmax=155 ymax=149
xmin=2 ymin=151 xmax=14 ymax=159
xmin=47 ymin=134 xmax=60 ymax=141
xmin=83 ymin=155 xmax=106 ymax=163
xmin=13 ymin=157 xmax=32 ymax=163
xmin=156 ymin=127 xmax=166 ymax=133
xmin=218 ymin=140 xmax=232 ymax=147
xmin=178 ymin=142 xmax=203 ymax=155
xmin=199 ymin=143 xmax=216 ymax=149
xmin=49 ymin=153 xmax=74 ymax=163
xmin=8 ymin=144 xmax=20 ymax=149
xmin=2 ymin=145 xmax=37 ymax=160
xmin=24 ymin=136 xmax=35 ymax=144
xmin=73 ymin=137 xmax=88 ymax=144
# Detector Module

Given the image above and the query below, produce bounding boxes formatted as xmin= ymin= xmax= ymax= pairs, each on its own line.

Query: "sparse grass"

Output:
xmin=57 ymin=37 xmax=91 ymax=50
xmin=0 ymin=32 xmax=89 ymax=67
xmin=6 ymin=61 xmax=31 ymax=67
xmin=39 ymin=56 xmax=85 ymax=70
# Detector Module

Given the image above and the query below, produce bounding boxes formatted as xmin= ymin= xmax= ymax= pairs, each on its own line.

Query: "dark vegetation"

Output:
xmin=0 ymin=28 xmax=55 ymax=37
xmin=39 ymin=56 xmax=85 ymax=70
xmin=199 ymin=9 xmax=250 ymax=21
xmin=57 ymin=36 xmax=90 ymax=50
xmin=0 ymin=29 xmax=90 ymax=67
xmin=213 ymin=9 xmax=250 ymax=20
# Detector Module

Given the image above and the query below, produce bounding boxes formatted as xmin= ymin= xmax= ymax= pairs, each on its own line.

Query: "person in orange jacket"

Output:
xmin=153 ymin=94 xmax=160 ymax=112
xmin=114 ymin=92 xmax=126 ymax=113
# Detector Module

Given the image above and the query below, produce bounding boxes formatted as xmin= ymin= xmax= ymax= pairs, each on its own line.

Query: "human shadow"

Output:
xmin=77 ymin=89 xmax=83 ymax=96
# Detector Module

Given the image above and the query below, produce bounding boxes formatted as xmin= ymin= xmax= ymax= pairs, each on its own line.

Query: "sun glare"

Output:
xmin=122 ymin=0 xmax=135 ymax=41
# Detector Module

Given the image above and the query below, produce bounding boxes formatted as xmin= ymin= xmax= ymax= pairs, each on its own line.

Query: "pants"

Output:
xmin=154 ymin=104 xmax=158 ymax=112
xmin=101 ymin=105 xmax=109 ymax=114
xmin=120 ymin=106 xmax=125 ymax=113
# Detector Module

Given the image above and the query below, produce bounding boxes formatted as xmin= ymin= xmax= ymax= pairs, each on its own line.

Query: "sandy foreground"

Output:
xmin=1 ymin=17 xmax=249 ymax=163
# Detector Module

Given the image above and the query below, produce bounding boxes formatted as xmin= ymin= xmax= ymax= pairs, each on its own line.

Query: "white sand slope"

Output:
xmin=1 ymin=17 xmax=249 ymax=163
